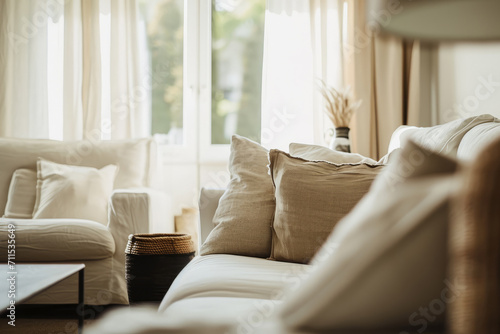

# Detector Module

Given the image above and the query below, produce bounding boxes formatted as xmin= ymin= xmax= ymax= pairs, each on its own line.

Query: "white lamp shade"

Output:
xmin=373 ymin=0 xmax=500 ymax=41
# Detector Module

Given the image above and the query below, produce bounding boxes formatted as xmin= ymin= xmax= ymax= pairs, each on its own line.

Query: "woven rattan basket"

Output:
xmin=125 ymin=233 xmax=194 ymax=255
xmin=125 ymin=233 xmax=195 ymax=304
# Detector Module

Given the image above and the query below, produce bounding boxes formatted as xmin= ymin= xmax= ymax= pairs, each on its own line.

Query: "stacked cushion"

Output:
xmin=268 ymin=150 xmax=382 ymax=263
xmin=280 ymin=140 xmax=460 ymax=331
xmin=200 ymin=135 xmax=381 ymax=261
xmin=289 ymin=142 xmax=378 ymax=164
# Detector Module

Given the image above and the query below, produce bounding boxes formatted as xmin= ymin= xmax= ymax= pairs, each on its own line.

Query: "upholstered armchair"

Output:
xmin=0 ymin=138 xmax=172 ymax=305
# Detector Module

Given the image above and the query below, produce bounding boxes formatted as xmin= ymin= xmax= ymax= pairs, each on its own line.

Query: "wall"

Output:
xmin=436 ymin=42 xmax=500 ymax=124
xmin=159 ymin=150 xmax=229 ymax=217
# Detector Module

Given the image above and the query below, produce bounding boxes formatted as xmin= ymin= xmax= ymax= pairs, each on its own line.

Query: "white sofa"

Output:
xmin=87 ymin=114 xmax=500 ymax=333
xmin=0 ymin=137 xmax=173 ymax=305
xmin=164 ymin=116 xmax=500 ymax=325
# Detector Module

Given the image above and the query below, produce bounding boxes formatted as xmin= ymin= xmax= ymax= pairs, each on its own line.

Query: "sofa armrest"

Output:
xmin=108 ymin=188 xmax=173 ymax=256
xmin=198 ymin=187 xmax=226 ymax=244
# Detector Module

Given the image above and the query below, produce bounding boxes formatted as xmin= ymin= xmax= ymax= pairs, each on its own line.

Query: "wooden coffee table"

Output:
xmin=0 ymin=264 xmax=85 ymax=333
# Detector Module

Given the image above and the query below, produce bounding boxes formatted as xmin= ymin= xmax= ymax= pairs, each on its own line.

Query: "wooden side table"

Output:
xmin=125 ymin=233 xmax=195 ymax=304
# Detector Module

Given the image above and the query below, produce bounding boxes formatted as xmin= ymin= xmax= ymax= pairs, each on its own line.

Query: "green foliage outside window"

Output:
xmin=212 ymin=0 xmax=265 ymax=144
xmin=140 ymin=0 xmax=184 ymax=136
xmin=139 ymin=0 xmax=265 ymax=144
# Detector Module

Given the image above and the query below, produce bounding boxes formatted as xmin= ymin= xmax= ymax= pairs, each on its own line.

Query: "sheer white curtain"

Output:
xmin=109 ymin=0 xmax=150 ymax=139
xmin=0 ymin=0 xmax=149 ymax=140
xmin=81 ymin=0 xmax=102 ymax=140
xmin=63 ymin=0 xmax=84 ymax=140
xmin=82 ymin=0 xmax=150 ymax=140
xmin=260 ymin=0 xmax=344 ymax=150
xmin=0 ymin=0 xmax=51 ymax=138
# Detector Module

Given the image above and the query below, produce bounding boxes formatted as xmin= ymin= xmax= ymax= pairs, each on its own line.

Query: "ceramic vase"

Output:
xmin=330 ymin=127 xmax=351 ymax=153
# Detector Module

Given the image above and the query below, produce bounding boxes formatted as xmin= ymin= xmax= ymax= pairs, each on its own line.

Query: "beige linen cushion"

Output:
xmin=33 ymin=159 xmax=118 ymax=225
xmin=200 ymin=135 xmax=274 ymax=258
xmin=3 ymin=169 xmax=37 ymax=218
xmin=289 ymin=143 xmax=378 ymax=164
xmin=280 ymin=141 xmax=459 ymax=331
xmin=268 ymin=150 xmax=383 ymax=264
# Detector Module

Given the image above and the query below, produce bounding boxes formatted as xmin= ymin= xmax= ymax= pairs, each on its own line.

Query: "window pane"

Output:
xmin=139 ymin=0 xmax=184 ymax=144
xmin=212 ymin=0 xmax=265 ymax=144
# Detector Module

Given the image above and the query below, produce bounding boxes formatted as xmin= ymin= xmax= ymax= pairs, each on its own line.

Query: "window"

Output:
xmin=139 ymin=0 xmax=265 ymax=147
xmin=211 ymin=0 xmax=265 ymax=144
xmin=139 ymin=0 xmax=184 ymax=144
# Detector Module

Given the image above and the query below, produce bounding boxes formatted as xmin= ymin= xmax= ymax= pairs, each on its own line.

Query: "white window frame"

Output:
xmin=163 ymin=0 xmax=230 ymax=165
xmin=159 ymin=0 xmax=231 ymax=193
xmin=158 ymin=0 xmax=198 ymax=165
xmin=199 ymin=0 xmax=231 ymax=163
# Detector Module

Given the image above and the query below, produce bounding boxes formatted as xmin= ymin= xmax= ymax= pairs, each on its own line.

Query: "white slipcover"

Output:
xmin=0 ymin=219 xmax=114 ymax=261
xmin=0 ymin=138 xmax=171 ymax=305
xmin=457 ymin=121 xmax=500 ymax=161
xmin=159 ymin=255 xmax=308 ymax=312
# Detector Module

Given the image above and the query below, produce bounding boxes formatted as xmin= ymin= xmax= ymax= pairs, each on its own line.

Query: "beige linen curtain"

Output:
xmin=343 ymin=0 xmax=420 ymax=159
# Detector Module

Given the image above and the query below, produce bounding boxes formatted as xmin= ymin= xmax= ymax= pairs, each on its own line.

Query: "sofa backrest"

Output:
xmin=198 ymin=188 xmax=225 ymax=245
xmin=0 ymin=137 xmax=156 ymax=216
xmin=457 ymin=121 xmax=500 ymax=161
xmin=387 ymin=114 xmax=500 ymax=160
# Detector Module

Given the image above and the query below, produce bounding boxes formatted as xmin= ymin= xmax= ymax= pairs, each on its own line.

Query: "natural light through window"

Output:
xmin=211 ymin=0 xmax=265 ymax=144
xmin=139 ymin=0 xmax=184 ymax=144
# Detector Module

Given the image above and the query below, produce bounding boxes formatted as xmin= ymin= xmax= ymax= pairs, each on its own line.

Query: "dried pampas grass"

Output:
xmin=319 ymin=81 xmax=362 ymax=128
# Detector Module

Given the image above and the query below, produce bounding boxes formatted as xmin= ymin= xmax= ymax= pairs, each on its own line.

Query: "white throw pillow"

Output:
xmin=32 ymin=159 xmax=118 ymax=225
xmin=289 ymin=143 xmax=378 ymax=164
xmin=3 ymin=169 xmax=37 ymax=219
xmin=279 ymin=141 xmax=460 ymax=331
